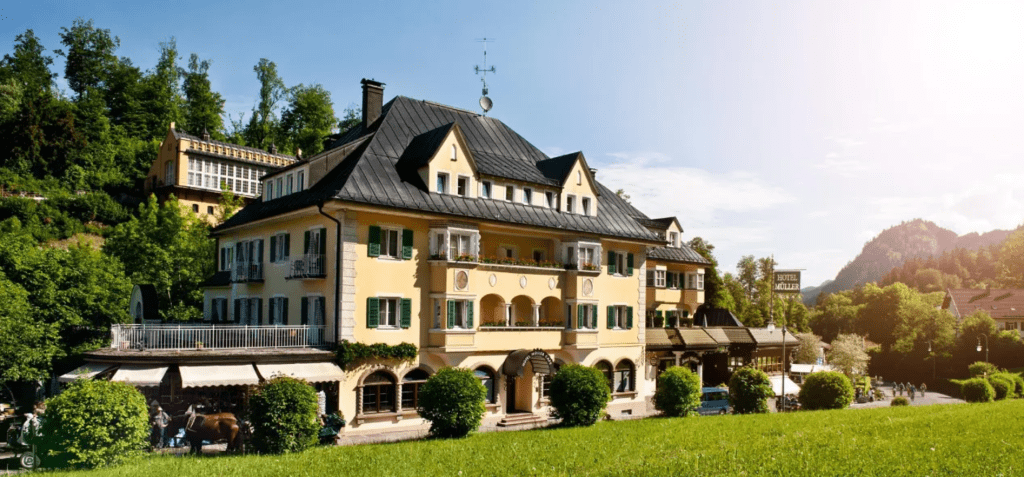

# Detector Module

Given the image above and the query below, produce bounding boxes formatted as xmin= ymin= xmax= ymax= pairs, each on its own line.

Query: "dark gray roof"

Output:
xmin=536 ymin=153 xmax=580 ymax=184
xmin=198 ymin=271 xmax=231 ymax=288
xmin=694 ymin=308 xmax=743 ymax=327
xmin=647 ymin=246 xmax=712 ymax=265
xmin=216 ymin=96 xmax=663 ymax=243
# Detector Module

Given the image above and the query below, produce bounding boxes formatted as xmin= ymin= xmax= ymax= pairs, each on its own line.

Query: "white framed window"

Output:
xmin=286 ymin=174 xmax=294 ymax=195
xmin=481 ymin=181 xmax=492 ymax=198
xmin=579 ymin=246 xmax=597 ymax=268
xmin=381 ymin=228 xmax=401 ymax=259
xmin=297 ymin=171 xmax=305 ymax=191
xmin=566 ymin=195 xmax=576 ymax=214
xmin=449 ymin=233 xmax=472 ymax=259
xmin=669 ymin=231 xmax=679 ymax=247
xmin=447 ymin=299 xmax=471 ymax=329
xmin=545 ymin=191 xmax=555 ymax=208
xmin=505 ymin=185 xmax=514 ymax=201
xmin=687 ymin=272 xmax=705 ymax=290
xmin=269 ymin=296 xmax=288 ymax=325
xmin=165 ymin=161 xmax=175 ymax=185
xmin=265 ymin=181 xmax=274 ymax=200
xmin=523 ymin=188 xmax=532 ymax=205
xmin=270 ymin=232 xmax=289 ymax=262
xmin=582 ymin=197 xmax=591 ymax=215
xmin=220 ymin=244 xmax=234 ymax=271
xmin=613 ymin=252 xmax=626 ymax=276
xmin=437 ymin=173 xmax=449 ymax=194
xmin=378 ymin=297 xmax=399 ymax=328
xmin=457 ymin=176 xmax=469 ymax=197
xmin=613 ymin=305 xmax=629 ymax=329
xmin=275 ymin=177 xmax=283 ymax=199
xmin=578 ymin=304 xmax=596 ymax=329
xmin=655 ymin=270 xmax=666 ymax=288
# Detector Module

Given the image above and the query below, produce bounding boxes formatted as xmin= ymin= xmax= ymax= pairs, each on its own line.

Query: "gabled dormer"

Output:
xmin=635 ymin=216 xmax=683 ymax=246
xmin=537 ymin=152 xmax=599 ymax=216
xmin=397 ymin=121 xmax=479 ymax=199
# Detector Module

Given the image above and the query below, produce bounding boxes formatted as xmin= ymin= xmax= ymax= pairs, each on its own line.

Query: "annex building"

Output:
xmin=942 ymin=288 xmax=1024 ymax=335
xmin=73 ymin=79 xmax=797 ymax=440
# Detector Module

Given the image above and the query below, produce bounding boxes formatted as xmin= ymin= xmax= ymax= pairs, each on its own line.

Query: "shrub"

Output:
xmin=249 ymin=376 xmax=320 ymax=453
xmin=891 ymin=397 xmax=910 ymax=406
xmin=40 ymin=379 xmax=149 ymax=469
xmin=992 ymin=372 xmax=1023 ymax=398
xmin=654 ymin=366 xmax=702 ymax=417
xmin=987 ymin=375 xmax=1013 ymax=401
xmin=728 ymin=367 xmax=774 ymax=414
xmin=961 ymin=378 xmax=995 ymax=403
xmin=335 ymin=340 xmax=417 ymax=370
xmin=550 ymin=364 xmax=611 ymax=426
xmin=799 ymin=371 xmax=855 ymax=411
xmin=968 ymin=361 xmax=1000 ymax=378
xmin=418 ymin=367 xmax=486 ymax=438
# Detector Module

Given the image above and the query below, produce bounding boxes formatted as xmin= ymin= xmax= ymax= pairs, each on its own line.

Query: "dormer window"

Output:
xmin=437 ymin=173 xmax=449 ymax=194
xmin=567 ymin=195 xmax=576 ymax=214
xmin=297 ymin=171 xmax=305 ymax=191
xmin=481 ymin=181 xmax=492 ymax=199
xmin=546 ymin=191 xmax=555 ymax=208
xmin=266 ymin=181 xmax=274 ymax=201
xmin=582 ymin=197 xmax=591 ymax=215
xmin=457 ymin=177 xmax=469 ymax=197
xmin=669 ymin=232 xmax=679 ymax=247
xmin=451 ymin=144 xmax=457 ymax=161
xmin=505 ymin=185 xmax=514 ymax=201
xmin=577 ymin=170 xmax=582 ymax=185
xmin=523 ymin=188 xmax=532 ymax=205
xmin=286 ymin=174 xmax=294 ymax=195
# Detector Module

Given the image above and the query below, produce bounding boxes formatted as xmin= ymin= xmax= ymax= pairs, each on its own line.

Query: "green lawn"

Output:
xmin=48 ymin=400 xmax=1024 ymax=476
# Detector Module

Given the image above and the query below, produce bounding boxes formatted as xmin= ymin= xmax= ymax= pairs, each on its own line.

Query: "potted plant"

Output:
xmin=195 ymin=341 xmax=204 ymax=350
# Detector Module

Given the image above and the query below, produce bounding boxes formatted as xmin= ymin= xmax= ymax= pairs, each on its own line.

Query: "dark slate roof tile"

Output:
xmin=647 ymin=245 xmax=712 ymax=265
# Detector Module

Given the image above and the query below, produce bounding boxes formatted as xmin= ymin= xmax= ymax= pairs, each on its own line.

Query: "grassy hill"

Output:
xmin=48 ymin=399 xmax=1024 ymax=476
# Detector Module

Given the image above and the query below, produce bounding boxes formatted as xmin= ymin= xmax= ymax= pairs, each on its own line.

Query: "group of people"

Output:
xmin=892 ymin=382 xmax=927 ymax=401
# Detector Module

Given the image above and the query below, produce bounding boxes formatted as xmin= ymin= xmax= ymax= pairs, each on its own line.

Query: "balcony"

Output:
xmin=232 ymin=262 xmax=264 ymax=283
xmin=286 ymin=254 xmax=326 ymax=279
xmin=110 ymin=323 xmax=327 ymax=351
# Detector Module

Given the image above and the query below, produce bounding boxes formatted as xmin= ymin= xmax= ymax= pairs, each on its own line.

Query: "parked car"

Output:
xmin=699 ymin=387 xmax=730 ymax=415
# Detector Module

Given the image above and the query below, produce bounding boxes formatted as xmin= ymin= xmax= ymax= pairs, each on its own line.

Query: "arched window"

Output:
xmin=474 ymin=367 xmax=496 ymax=403
xmin=615 ymin=360 xmax=635 ymax=393
xmin=401 ymin=369 xmax=430 ymax=410
xmin=362 ymin=371 xmax=396 ymax=414
xmin=594 ymin=361 xmax=613 ymax=393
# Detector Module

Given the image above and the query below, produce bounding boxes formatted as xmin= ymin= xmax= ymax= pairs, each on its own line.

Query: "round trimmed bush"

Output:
xmin=418 ymin=367 xmax=486 ymax=438
xmin=891 ymin=397 xmax=909 ymax=407
xmin=550 ymin=364 xmax=611 ymax=426
xmin=968 ymin=361 xmax=1000 ymax=378
xmin=992 ymin=372 xmax=1023 ymax=398
xmin=654 ymin=366 xmax=702 ymax=417
xmin=728 ymin=367 xmax=774 ymax=414
xmin=249 ymin=376 xmax=320 ymax=453
xmin=987 ymin=375 xmax=1013 ymax=401
xmin=961 ymin=378 xmax=995 ymax=403
xmin=41 ymin=379 xmax=149 ymax=469
xmin=798 ymin=371 xmax=855 ymax=410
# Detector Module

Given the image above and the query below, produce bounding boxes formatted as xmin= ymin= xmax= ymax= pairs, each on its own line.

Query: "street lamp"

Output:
xmin=927 ymin=340 xmax=936 ymax=380
xmin=767 ymin=320 xmax=788 ymax=411
xmin=976 ymin=334 xmax=989 ymax=363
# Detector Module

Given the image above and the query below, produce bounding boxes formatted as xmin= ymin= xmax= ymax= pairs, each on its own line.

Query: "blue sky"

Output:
xmin=4 ymin=0 xmax=1024 ymax=286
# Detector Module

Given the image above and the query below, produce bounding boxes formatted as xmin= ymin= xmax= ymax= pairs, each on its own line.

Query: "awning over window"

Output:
xmin=502 ymin=349 xmax=554 ymax=377
xmin=58 ymin=363 xmax=112 ymax=383
xmin=179 ymin=364 xmax=260 ymax=388
xmin=770 ymin=375 xmax=801 ymax=396
xmin=255 ymin=362 xmax=345 ymax=383
xmin=110 ymin=365 xmax=168 ymax=387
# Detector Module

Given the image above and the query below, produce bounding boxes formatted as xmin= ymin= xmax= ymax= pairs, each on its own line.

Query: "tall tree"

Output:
xmin=181 ymin=53 xmax=225 ymax=139
xmin=137 ymin=38 xmax=183 ymax=139
xmin=0 ymin=29 xmax=56 ymax=96
xmin=56 ymin=18 xmax=121 ymax=99
xmin=280 ymin=83 xmax=336 ymax=156
xmin=243 ymin=58 xmax=285 ymax=150
xmin=827 ymin=333 xmax=871 ymax=378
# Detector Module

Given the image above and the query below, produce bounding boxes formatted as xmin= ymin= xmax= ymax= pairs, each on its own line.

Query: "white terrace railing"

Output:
xmin=110 ymin=324 xmax=327 ymax=351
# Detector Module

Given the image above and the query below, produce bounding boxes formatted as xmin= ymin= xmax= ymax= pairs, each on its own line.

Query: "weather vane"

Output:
xmin=474 ymin=38 xmax=496 ymax=114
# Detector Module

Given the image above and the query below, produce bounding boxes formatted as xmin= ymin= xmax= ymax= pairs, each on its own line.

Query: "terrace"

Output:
xmin=109 ymin=323 xmax=328 ymax=351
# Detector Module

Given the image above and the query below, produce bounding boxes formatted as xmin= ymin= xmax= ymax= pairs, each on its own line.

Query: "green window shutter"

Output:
xmin=319 ymin=228 xmax=328 ymax=256
xmin=591 ymin=305 xmax=598 ymax=329
xmin=400 ymin=298 xmax=412 ymax=328
xmin=368 ymin=226 xmax=381 ymax=257
xmin=447 ymin=300 xmax=456 ymax=329
xmin=401 ymin=229 xmax=413 ymax=260
xmin=607 ymin=251 xmax=616 ymax=275
xmin=234 ymin=299 xmax=241 ymax=324
xmin=666 ymin=273 xmax=672 ymax=288
xmin=627 ymin=253 xmax=634 ymax=276
xmin=283 ymin=298 xmax=289 ymax=324
xmin=301 ymin=297 xmax=309 ymax=325
xmin=367 ymin=297 xmax=380 ymax=328
xmin=607 ymin=306 xmax=615 ymax=329
xmin=577 ymin=304 xmax=584 ymax=329
xmin=304 ymin=230 xmax=311 ymax=255
xmin=257 ymin=239 xmax=264 ymax=263
xmin=627 ymin=307 xmax=633 ymax=329
xmin=284 ymin=234 xmax=291 ymax=259
xmin=256 ymin=299 xmax=263 ymax=326
xmin=317 ymin=297 xmax=326 ymax=326
xmin=467 ymin=301 xmax=474 ymax=328
xmin=270 ymin=236 xmax=277 ymax=262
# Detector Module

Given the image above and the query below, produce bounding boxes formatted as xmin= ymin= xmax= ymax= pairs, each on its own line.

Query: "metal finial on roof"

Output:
xmin=474 ymin=38 xmax=496 ymax=114
xmin=202 ymin=128 xmax=210 ymax=141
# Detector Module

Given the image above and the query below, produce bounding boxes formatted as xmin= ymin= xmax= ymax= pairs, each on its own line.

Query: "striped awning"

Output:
xmin=58 ymin=363 xmax=112 ymax=383
xmin=255 ymin=362 xmax=345 ymax=383
xmin=179 ymin=364 xmax=260 ymax=388
xmin=110 ymin=365 xmax=168 ymax=387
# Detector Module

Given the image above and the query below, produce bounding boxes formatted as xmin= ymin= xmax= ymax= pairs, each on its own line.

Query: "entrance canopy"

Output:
xmin=502 ymin=349 xmax=554 ymax=377
xmin=770 ymin=375 xmax=801 ymax=396
xmin=58 ymin=363 xmax=112 ymax=383
xmin=255 ymin=362 xmax=345 ymax=383
xmin=180 ymin=364 xmax=260 ymax=388
xmin=110 ymin=365 xmax=168 ymax=387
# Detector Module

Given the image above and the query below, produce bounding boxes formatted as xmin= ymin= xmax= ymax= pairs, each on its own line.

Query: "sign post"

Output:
xmin=769 ymin=265 xmax=801 ymax=411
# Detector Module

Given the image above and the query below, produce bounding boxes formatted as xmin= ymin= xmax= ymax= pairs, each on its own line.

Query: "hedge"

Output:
xmin=961 ymin=378 xmax=995 ymax=403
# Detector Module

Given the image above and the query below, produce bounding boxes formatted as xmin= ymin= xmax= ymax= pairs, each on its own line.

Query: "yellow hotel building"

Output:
xmin=85 ymin=79 xmax=714 ymax=440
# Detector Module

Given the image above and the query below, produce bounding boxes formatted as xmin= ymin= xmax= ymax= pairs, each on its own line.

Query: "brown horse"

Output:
xmin=167 ymin=410 xmax=243 ymax=454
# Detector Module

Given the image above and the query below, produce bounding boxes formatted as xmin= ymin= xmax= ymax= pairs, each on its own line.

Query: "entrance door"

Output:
xmin=505 ymin=376 xmax=517 ymax=413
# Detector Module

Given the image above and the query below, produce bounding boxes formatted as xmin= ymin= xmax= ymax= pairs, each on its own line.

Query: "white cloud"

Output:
xmin=598 ymin=151 xmax=796 ymax=224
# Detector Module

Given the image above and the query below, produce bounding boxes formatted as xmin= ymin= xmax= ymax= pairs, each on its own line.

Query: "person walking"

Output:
xmin=920 ymin=383 xmax=927 ymax=397
xmin=898 ymin=383 xmax=904 ymax=396
xmin=909 ymin=385 xmax=916 ymax=401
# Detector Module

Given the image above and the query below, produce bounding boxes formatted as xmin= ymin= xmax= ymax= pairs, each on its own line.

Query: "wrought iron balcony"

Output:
xmin=286 ymin=254 xmax=326 ymax=279
xmin=232 ymin=262 xmax=264 ymax=282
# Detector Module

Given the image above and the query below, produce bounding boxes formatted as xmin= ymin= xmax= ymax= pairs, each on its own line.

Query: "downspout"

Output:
xmin=318 ymin=202 xmax=343 ymax=345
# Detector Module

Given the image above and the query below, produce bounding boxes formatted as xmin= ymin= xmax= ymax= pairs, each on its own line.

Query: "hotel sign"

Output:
xmin=773 ymin=270 xmax=801 ymax=294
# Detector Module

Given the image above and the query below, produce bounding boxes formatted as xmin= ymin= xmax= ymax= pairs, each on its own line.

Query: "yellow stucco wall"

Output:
xmin=561 ymin=156 xmax=599 ymax=215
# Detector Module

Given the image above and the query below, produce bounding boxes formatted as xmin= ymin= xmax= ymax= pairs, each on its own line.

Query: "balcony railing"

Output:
xmin=286 ymin=254 xmax=326 ymax=279
xmin=110 ymin=324 xmax=326 ymax=350
xmin=232 ymin=262 xmax=264 ymax=282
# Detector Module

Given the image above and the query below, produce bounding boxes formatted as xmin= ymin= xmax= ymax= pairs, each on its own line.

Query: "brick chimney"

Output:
xmin=361 ymin=78 xmax=385 ymax=127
